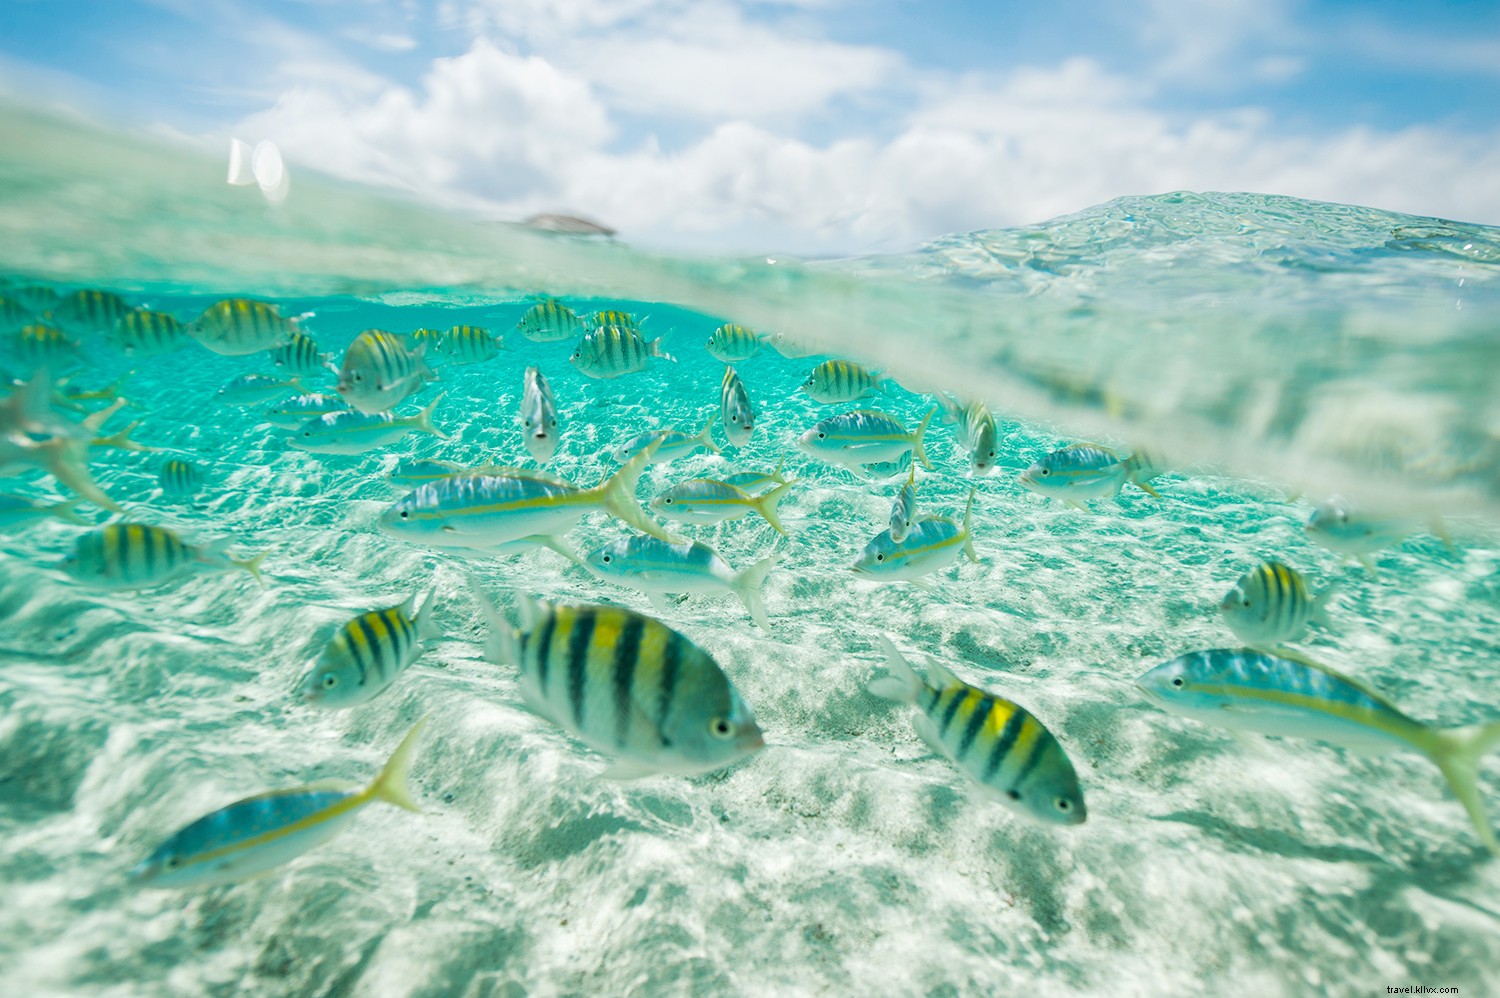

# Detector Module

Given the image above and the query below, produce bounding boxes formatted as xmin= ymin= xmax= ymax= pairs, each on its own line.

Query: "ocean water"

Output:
xmin=2 ymin=102 xmax=1500 ymax=997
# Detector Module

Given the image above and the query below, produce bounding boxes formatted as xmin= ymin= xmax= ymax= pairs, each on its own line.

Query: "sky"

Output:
xmin=3 ymin=0 xmax=1499 ymax=255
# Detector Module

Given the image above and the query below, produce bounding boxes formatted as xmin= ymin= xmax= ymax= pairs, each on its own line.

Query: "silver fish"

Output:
xmin=520 ymin=366 xmax=559 ymax=462
xmin=720 ymin=365 xmax=754 ymax=449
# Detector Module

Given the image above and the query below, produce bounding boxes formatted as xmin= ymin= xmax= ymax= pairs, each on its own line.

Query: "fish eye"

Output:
xmin=322 ymin=674 xmax=338 ymax=688
xmin=663 ymin=497 xmax=673 ymax=504
xmin=817 ymin=432 xmax=825 ymax=440
xmin=1241 ymin=598 xmax=1251 ymax=608
xmin=709 ymin=718 xmax=733 ymax=738
xmin=875 ymin=553 xmax=884 ymax=562
xmin=1040 ymin=469 xmax=1050 ymax=476
xmin=164 ymin=857 xmax=181 ymax=869
xmin=1170 ymin=677 xmax=1184 ymax=688
xmin=399 ymin=510 xmax=409 ymax=519
xmin=1005 ymin=789 xmax=1020 ymax=801
xmin=1055 ymin=798 xmax=1071 ymax=812
xmin=601 ymin=554 xmax=611 ymax=563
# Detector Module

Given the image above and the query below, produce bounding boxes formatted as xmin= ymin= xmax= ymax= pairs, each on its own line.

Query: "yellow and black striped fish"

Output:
xmin=410 ymin=327 xmax=445 ymax=352
xmin=270 ymin=330 xmax=333 ymax=375
xmin=869 ymin=636 xmax=1085 ymax=825
xmin=61 ymin=523 xmax=263 ymax=589
xmin=569 ymin=325 xmax=675 ymax=379
xmin=0 ymin=295 xmax=32 ymax=334
xmin=11 ymin=323 xmax=78 ymax=373
xmin=440 ymin=325 xmax=501 ymax=364
xmin=50 ymin=289 xmax=133 ymax=335
xmin=515 ymin=300 xmax=583 ymax=343
xmin=592 ymin=309 xmax=640 ymax=330
xmin=158 ymin=459 xmax=203 ymax=499
xmin=113 ymin=309 xmax=189 ymax=357
xmin=801 ymin=359 xmax=887 ymax=404
xmin=189 ymin=299 xmax=297 ymax=356
xmin=299 ymin=591 xmax=440 ymax=708
xmin=705 ymin=324 xmax=762 ymax=362
xmin=474 ymin=588 xmax=764 ymax=777
xmin=337 ymin=329 xmax=435 ymax=413
xmin=1219 ymin=560 xmax=1335 ymax=647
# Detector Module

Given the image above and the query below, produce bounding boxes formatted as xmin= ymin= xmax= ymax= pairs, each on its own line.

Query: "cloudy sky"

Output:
xmin=3 ymin=0 xmax=1499 ymax=255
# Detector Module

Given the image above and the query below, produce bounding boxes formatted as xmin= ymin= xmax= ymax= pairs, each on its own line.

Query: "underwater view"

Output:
xmin=3 ymin=100 xmax=1500 ymax=998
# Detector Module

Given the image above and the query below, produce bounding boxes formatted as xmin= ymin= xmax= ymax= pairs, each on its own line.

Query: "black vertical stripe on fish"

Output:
xmin=983 ymin=709 xmax=1027 ymax=783
xmin=534 ymin=611 xmax=557 ymax=694
xmin=112 ymin=526 xmax=131 ymax=578
xmin=612 ymin=614 xmax=645 ymax=748
xmin=139 ymin=526 xmax=156 ymax=577
xmin=920 ymin=683 xmax=940 ymax=713
xmin=567 ymin=609 xmax=596 ymax=728
xmin=1011 ymin=719 xmax=1053 ymax=788
xmin=955 ymin=696 xmax=992 ymax=759
xmin=657 ymin=630 xmax=683 ymax=740
xmin=938 ymin=686 xmax=967 ymax=736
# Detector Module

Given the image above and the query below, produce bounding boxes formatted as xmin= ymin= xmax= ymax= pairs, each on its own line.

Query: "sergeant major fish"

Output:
xmin=706 ymin=324 xmax=762 ymax=363
xmin=290 ymin=398 xmax=446 ymax=455
xmin=299 ymin=591 xmax=440 ymax=708
xmin=1137 ymin=648 xmax=1500 ymax=855
xmin=112 ymin=309 xmax=190 ymax=357
xmin=798 ymin=409 xmax=935 ymax=474
xmin=130 ymin=720 xmax=425 ymax=888
xmin=189 ymin=299 xmax=298 ymax=356
xmin=158 ymin=459 xmax=203 ymax=499
xmin=440 ymin=325 xmax=501 ymax=365
xmin=270 ymin=331 xmax=336 ymax=376
xmin=515 ymin=300 xmax=584 ymax=343
xmin=584 ymin=534 xmax=779 ymax=631
xmin=472 ymin=586 xmax=764 ymax=778
xmin=721 ymin=366 xmax=754 ymax=448
xmin=1220 ymin=561 xmax=1337 ymax=648
xmin=801 ymin=360 xmax=888 ymax=404
xmin=50 ymin=289 xmax=133 ymax=335
xmin=570 ymin=325 xmax=675 ymax=379
xmin=869 ymin=636 xmax=1086 ymax=826
xmin=337 ymin=329 xmax=436 ymax=414
xmin=61 ymin=523 xmax=264 ymax=589
xmin=520 ymin=366 xmax=559 ymax=463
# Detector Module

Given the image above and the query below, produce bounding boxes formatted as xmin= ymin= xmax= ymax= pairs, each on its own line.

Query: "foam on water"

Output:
xmin=1 ymin=102 xmax=1499 ymax=995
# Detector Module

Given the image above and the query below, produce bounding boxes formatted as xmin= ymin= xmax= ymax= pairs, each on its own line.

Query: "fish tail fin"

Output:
xmin=1311 ymin=582 xmax=1340 ymax=628
xmin=935 ymin=392 xmax=960 ymax=423
xmin=80 ymin=397 xmax=127 ymax=435
xmin=771 ymin=455 xmax=788 ymax=484
xmin=962 ymin=488 xmax=979 ymax=563
xmin=368 ymin=717 xmax=427 ymax=813
xmin=699 ymin=413 xmax=720 ymax=453
xmin=93 ymin=420 xmax=155 ymax=452
xmin=753 ymin=480 xmax=795 ymax=537
xmin=233 ymin=551 xmax=268 ymax=587
xmin=912 ymin=407 xmax=936 ymax=471
xmin=594 ymin=440 xmax=674 ymax=541
xmin=731 ymin=553 xmax=779 ymax=632
xmin=468 ymin=575 xmax=517 ymax=665
xmin=415 ymin=394 xmax=448 ymax=439
xmin=868 ymin=634 xmax=926 ymax=703
xmin=415 ymin=587 xmax=441 ymax=641
xmin=1429 ymin=720 xmax=1500 ymax=857
xmin=48 ymin=497 xmax=91 ymax=525
xmin=648 ymin=336 xmax=677 ymax=363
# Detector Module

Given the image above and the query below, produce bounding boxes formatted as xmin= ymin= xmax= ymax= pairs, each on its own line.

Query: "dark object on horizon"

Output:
xmin=521 ymin=213 xmax=617 ymax=237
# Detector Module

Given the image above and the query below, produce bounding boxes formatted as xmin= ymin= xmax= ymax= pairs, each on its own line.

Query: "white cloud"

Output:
xmin=1138 ymin=0 xmax=1303 ymax=85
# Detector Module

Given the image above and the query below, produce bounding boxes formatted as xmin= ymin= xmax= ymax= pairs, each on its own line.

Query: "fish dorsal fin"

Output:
xmin=1259 ymin=646 xmax=1404 ymax=711
xmin=926 ymin=659 xmax=964 ymax=691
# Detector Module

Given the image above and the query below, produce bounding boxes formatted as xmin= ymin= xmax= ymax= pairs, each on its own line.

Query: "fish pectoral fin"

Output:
xmin=910 ymin=714 xmax=950 ymax=761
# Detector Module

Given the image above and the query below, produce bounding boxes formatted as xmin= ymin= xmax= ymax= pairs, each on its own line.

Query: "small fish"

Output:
xmin=801 ymin=360 xmax=887 ymax=404
xmin=337 ymin=329 xmax=436 ymax=414
xmin=299 ymin=591 xmax=441 ymax=708
xmin=768 ymin=330 xmax=820 ymax=359
xmin=440 ymin=325 xmax=501 ymax=365
xmin=130 ymin=720 xmax=425 ymax=888
xmin=270 ymin=331 xmax=335 ymax=375
xmin=0 ymin=377 xmax=127 ymax=512
xmin=869 ymin=636 xmax=1086 ymax=826
xmin=385 ymin=458 xmax=519 ymax=489
xmin=379 ymin=442 xmax=672 ymax=550
xmin=613 ymin=416 xmax=719 ymax=464
xmin=1136 ymin=648 xmax=1500 ymax=856
xmin=112 ymin=309 xmax=189 ymax=357
xmin=473 ymin=587 xmax=764 ymax=777
xmin=189 ymin=299 xmax=297 ymax=356
xmin=720 ymin=366 xmax=754 ymax=449
xmin=1018 ymin=444 xmax=1159 ymax=507
xmin=721 ymin=458 xmax=789 ymax=496
xmin=798 ymin=409 xmax=935 ymax=473
xmin=706 ymin=324 xmax=762 ymax=363
xmin=520 ymin=366 xmax=559 ymax=462
xmin=1220 ymin=561 xmax=1337 ymax=648
xmin=0 ymin=295 xmax=34 ymax=333
xmin=290 ymin=397 xmax=446 ymax=455
xmin=158 ymin=459 xmax=203 ymax=499
xmin=10 ymin=285 xmax=59 ymax=315
xmin=593 ymin=309 xmax=640 ymax=330
xmin=50 ymin=289 xmax=133 ymax=335
xmin=852 ymin=491 xmax=977 ymax=584
xmin=889 ymin=465 xmax=917 ymax=542
xmin=936 ymin=393 xmax=998 ymax=476
xmin=570 ymin=326 xmax=675 ymax=379
xmin=266 ymin=393 xmax=349 ymax=430
xmin=1303 ymin=501 xmax=1442 ymax=573
xmin=410 ymin=327 xmax=445 ymax=353
xmin=516 ymin=300 xmax=584 ymax=343
xmin=9 ymin=324 xmax=79 ymax=373
xmin=584 ymin=534 xmax=779 ymax=630
xmin=61 ymin=523 xmax=264 ymax=589
xmin=0 ymin=493 xmax=89 ymax=529
xmin=650 ymin=479 xmax=793 ymax=536
xmin=862 ymin=452 xmax=913 ymax=480
xmin=216 ymin=373 xmax=303 ymax=406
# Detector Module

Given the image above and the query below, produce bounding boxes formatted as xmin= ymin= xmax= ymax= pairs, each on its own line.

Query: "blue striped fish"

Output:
xmin=613 ymin=416 xmax=719 ymax=465
xmin=584 ymin=534 xmax=779 ymax=631
xmin=515 ymin=300 xmax=584 ymax=343
xmin=112 ymin=309 xmax=189 ymax=356
xmin=216 ymin=373 xmax=303 ymax=406
xmin=1303 ymin=500 xmax=1445 ymax=573
xmin=385 ymin=458 xmax=520 ymax=490
xmin=189 ymin=299 xmax=297 ymax=356
xmin=705 ymin=324 xmax=762 ymax=362
xmin=270 ymin=330 xmax=335 ymax=375
xmin=50 ymin=289 xmax=133 ymax=335
xmin=1137 ymin=649 xmax=1500 ymax=855
xmin=570 ymin=326 xmax=674 ymax=379
xmin=337 ymin=329 xmax=436 ymax=414
xmin=266 ymin=392 xmax=349 ymax=429
xmin=936 ymin=393 xmax=998 ymax=476
xmin=798 ymin=409 xmax=935 ymax=473
xmin=650 ymin=479 xmax=794 ymax=536
xmin=720 ymin=459 xmax=788 ymax=496
xmin=61 ymin=523 xmax=265 ymax=589
xmin=158 ymin=458 xmax=203 ymax=499
xmin=889 ymin=465 xmax=917 ymax=542
xmin=130 ymin=719 xmax=426 ymax=888
xmin=440 ymin=325 xmax=501 ymax=364
xmin=1219 ymin=561 xmax=1336 ymax=648
xmin=473 ymin=587 xmax=764 ymax=777
xmin=853 ymin=491 xmax=978 ymax=585
xmin=290 ymin=397 xmax=446 ymax=455
xmin=801 ymin=360 xmax=887 ymax=404
xmin=869 ymin=636 xmax=1086 ymax=825
xmin=299 ymin=590 xmax=440 ymax=707
xmin=520 ymin=365 xmax=559 ymax=462
xmin=720 ymin=366 xmax=754 ymax=448
xmin=1018 ymin=443 xmax=1159 ymax=507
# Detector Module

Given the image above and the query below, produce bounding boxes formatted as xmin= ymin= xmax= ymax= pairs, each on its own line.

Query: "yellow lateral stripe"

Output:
xmin=184 ymin=790 xmax=368 ymax=867
xmin=1191 ymin=683 xmax=1414 ymax=737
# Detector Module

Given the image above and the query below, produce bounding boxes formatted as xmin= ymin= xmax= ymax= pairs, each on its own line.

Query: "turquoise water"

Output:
xmin=2 ymin=103 xmax=1500 ymax=995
